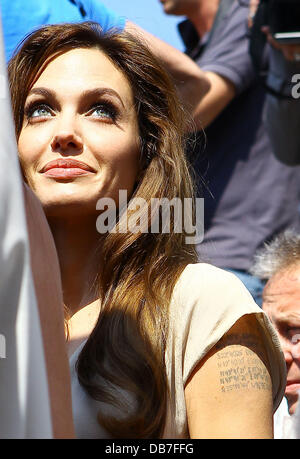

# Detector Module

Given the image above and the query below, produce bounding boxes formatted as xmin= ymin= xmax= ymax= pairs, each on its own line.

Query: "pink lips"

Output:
xmin=41 ymin=159 xmax=95 ymax=179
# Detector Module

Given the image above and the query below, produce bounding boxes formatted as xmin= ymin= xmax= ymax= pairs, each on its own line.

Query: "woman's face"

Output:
xmin=18 ymin=47 xmax=140 ymax=218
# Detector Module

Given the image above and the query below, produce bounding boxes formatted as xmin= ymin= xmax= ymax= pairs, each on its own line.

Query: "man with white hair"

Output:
xmin=251 ymin=231 xmax=300 ymax=438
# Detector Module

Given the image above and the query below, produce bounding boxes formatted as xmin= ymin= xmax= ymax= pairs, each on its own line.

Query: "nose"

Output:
xmin=282 ymin=334 xmax=300 ymax=365
xmin=283 ymin=347 xmax=294 ymax=366
xmin=51 ymin=132 xmax=83 ymax=152
xmin=51 ymin=118 xmax=83 ymax=154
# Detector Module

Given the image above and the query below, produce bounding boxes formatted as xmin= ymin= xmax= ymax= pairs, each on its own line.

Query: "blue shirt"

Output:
xmin=0 ymin=0 xmax=126 ymax=61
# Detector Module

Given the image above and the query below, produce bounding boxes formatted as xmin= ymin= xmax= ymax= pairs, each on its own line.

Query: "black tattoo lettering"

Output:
xmin=215 ymin=333 xmax=271 ymax=393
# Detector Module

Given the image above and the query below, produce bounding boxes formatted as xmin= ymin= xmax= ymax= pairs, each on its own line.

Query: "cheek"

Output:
xmin=18 ymin=127 xmax=51 ymax=178
xmin=276 ymin=334 xmax=287 ymax=351
xmin=18 ymin=133 xmax=34 ymax=179
xmin=91 ymin=129 xmax=140 ymax=178
xmin=17 ymin=137 xmax=43 ymax=190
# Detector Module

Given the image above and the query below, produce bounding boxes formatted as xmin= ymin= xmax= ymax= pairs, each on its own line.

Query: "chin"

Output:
xmin=161 ymin=1 xmax=179 ymax=15
xmin=41 ymin=194 xmax=98 ymax=219
xmin=164 ymin=6 xmax=181 ymax=15
xmin=288 ymin=404 xmax=298 ymax=416
xmin=286 ymin=397 xmax=299 ymax=416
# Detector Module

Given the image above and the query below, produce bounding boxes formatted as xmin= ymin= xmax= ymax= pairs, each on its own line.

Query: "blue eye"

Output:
xmin=89 ymin=103 xmax=117 ymax=121
xmin=26 ymin=103 xmax=52 ymax=119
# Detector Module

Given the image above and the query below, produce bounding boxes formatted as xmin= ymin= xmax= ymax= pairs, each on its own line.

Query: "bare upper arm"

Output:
xmin=125 ymin=21 xmax=211 ymax=123
xmin=192 ymin=71 xmax=236 ymax=130
xmin=125 ymin=22 xmax=235 ymax=132
xmin=184 ymin=314 xmax=274 ymax=439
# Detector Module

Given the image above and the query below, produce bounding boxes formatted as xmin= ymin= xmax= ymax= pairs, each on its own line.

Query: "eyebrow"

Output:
xmin=271 ymin=312 xmax=300 ymax=326
xmin=27 ymin=87 xmax=125 ymax=108
xmin=26 ymin=87 xmax=58 ymax=104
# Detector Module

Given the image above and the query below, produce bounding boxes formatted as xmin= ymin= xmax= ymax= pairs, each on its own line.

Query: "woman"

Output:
xmin=8 ymin=22 xmax=286 ymax=439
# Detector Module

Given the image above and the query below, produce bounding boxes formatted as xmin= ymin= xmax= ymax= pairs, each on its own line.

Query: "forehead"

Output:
xmin=263 ymin=266 xmax=300 ymax=324
xmin=30 ymin=47 xmax=134 ymax=103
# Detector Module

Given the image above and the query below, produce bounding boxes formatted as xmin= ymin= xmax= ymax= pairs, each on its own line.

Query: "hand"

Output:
xmin=248 ymin=0 xmax=300 ymax=62
xmin=262 ymin=26 xmax=300 ymax=62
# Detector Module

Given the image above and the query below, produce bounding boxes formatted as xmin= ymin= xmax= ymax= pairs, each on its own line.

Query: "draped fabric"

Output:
xmin=0 ymin=17 xmax=52 ymax=438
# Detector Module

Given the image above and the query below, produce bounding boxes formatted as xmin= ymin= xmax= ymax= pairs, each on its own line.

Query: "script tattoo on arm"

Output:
xmin=214 ymin=333 xmax=271 ymax=394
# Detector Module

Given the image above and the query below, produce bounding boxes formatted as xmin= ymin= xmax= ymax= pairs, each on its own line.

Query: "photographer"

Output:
xmin=250 ymin=0 xmax=300 ymax=166
xmin=158 ymin=0 xmax=300 ymax=308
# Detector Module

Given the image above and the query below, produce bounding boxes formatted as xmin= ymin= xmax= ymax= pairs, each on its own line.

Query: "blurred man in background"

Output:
xmin=158 ymin=0 xmax=300 ymax=306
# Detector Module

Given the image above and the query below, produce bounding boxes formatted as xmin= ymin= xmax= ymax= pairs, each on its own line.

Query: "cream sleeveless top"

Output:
xmin=69 ymin=263 xmax=286 ymax=438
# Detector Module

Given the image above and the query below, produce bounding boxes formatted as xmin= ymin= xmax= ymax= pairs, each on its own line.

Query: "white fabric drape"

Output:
xmin=0 ymin=14 xmax=52 ymax=438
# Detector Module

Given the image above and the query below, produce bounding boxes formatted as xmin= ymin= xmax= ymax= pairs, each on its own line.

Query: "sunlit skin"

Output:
xmin=18 ymin=48 xmax=141 ymax=330
xmin=159 ymin=0 xmax=204 ymax=17
xmin=158 ymin=0 xmax=220 ymax=65
xmin=158 ymin=0 xmax=219 ymax=34
xmin=262 ymin=265 xmax=300 ymax=415
xmin=249 ymin=0 xmax=300 ymax=59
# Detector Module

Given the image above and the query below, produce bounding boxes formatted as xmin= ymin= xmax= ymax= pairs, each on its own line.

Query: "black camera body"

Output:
xmin=261 ymin=0 xmax=300 ymax=43
xmin=249 ymin=0 xmax=300 ymax=97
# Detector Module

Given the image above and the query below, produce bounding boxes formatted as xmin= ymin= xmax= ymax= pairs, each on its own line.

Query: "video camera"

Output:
xmin=249 ymin=0 xmax=300 ymax=92
xmin=254 ymin=0 xmax=300 ymax=44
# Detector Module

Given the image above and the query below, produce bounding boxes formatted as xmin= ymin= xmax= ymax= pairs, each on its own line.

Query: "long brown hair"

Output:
xmin=8 ymin=22 xmax=198 ymax=438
